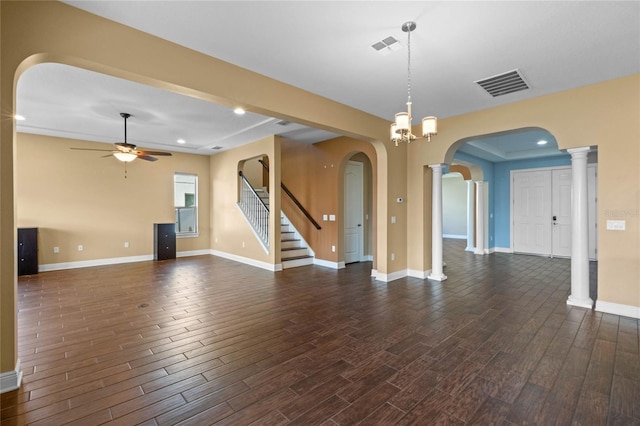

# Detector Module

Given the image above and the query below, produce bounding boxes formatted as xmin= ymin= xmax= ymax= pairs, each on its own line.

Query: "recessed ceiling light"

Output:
xmin=233 ymin=107 xmax=245 ymax=115
xmin=14 ymin=114 xmax=25 ymax=121
xmin=537 ymin=140 xmax=547 ymax=145
xmin=177 ymin=139 xmax=186 ymax=145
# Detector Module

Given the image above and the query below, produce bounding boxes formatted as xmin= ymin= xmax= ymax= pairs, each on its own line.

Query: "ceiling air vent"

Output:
xmin=276 ymin=120 xmax=291 ymax=126
xmin=475 ymin=69 xmax=529 ymax=97
xmin=211 ymin=146 xmax=223 ymax=150
xmin=371 ymin=36 xmax=402 ymax=55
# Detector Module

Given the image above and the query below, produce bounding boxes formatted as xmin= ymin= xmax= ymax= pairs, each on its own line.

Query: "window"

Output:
xmin=174 ymin=173 xmax=198 ymax=236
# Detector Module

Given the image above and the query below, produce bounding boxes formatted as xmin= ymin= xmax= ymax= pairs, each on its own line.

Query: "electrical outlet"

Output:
xmin=53 ymin=247 xmax=59 ymax=254
xmin=78 ymin=245 xmax=83 ymax=251
xmin=124 ymin=242 xmax=129 ymax=248
xmin=331 ymin=245 xmax=336 ymax=252
xmin=391 ymin=252 xmax=395 ymax=261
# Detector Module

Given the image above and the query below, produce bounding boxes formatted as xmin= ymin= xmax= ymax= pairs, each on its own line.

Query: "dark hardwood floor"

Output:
xmin=1 ymin=239 xmax=638 ymax=425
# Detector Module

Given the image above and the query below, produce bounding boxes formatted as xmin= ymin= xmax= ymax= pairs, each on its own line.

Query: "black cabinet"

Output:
xmin=154 ymin=223 xmax=176 ymax=260
xmin=18 ymin=228 xmax=38 ymax=276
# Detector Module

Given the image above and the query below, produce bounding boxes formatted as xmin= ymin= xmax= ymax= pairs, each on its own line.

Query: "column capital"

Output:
xmin=428 ymin=163 xmax=446 ymax=170
xmin=567 ymin=147 xmax=590 ymax=158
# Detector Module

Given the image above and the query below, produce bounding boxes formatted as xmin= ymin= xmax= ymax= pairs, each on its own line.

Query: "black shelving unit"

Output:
xmin=154 ymin=223 xmax=176 ymax=260
xmin=18 ymin=227 xmax=38 ymax=275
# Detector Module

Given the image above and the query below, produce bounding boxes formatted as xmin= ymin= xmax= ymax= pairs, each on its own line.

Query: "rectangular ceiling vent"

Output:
xmin=276 ymin=120 xmax=291 ymax=126
xmin=211 ymin=146 xmax=223 ymax=150
xmin=475 ymin=69 xmax=529 ymax=97
xmin=371 ymin=36 xmax=402 ymax=55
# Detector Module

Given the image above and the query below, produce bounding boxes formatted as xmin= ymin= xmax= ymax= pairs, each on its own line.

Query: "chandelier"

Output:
xmin=391 ymin=21 xmax=437 ymax=146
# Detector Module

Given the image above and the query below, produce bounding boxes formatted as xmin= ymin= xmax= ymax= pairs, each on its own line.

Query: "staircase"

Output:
xmin=280 ymin=214 xmax=314 ymax=269
xmin=253 ymin=188 xmax=314 ymax=269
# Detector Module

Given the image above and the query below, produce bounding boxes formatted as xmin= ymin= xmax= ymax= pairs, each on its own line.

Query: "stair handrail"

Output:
xmin=258 ymin=160 xmax=321 ymax=230
xmin=238 ymin=171 xmax=269 ymax=211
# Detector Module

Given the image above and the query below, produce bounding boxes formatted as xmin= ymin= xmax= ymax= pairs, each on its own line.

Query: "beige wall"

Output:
xmin=280 ymin=137 xmax=376 ymax=264
xmin=211 ymin=136 xmax=281 ymax=265
xmin=16 ymin=133 xmax=211 ymax=264
xmin=412 ymin=74 xmax=640 ymax=309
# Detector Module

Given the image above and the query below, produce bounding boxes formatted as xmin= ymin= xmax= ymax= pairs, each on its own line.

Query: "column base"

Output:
xmin=428 ymin=273 xmax=447 ymax=282
xmin=567 ymin=295 xmax=594 ymax=309
xmin=474 ymin=249 xmax=485 ymax=255
xmin=465 ymin=246 xmax=475 ymax=252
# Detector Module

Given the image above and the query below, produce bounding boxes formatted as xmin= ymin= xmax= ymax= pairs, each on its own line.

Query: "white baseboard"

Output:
xmin=443 ymin=234 xmax=467 ymax=239
xmin=39 ymin=254 xmax=154 ymax=271
xmin=373 ymin=269 xmax=407 ymax=282
xmin=494 ymin=247 xmax=513 ymax=253
xmin=211 ymin=250 xmax=281 ymax=271
xmin=0 ymin=359 xmax=22 ymax=394
xmin=408 ymin=269 xmax=432 ymax=279
xmin=314 ymin=258 xmax=345 ymax=269
xmin=595 ymin=300 xmax=640 ymax=319
xmin=38 ymin=250 xmax=215 ymax=272
xmin=177 ymin=249 xmax=212 ymax=258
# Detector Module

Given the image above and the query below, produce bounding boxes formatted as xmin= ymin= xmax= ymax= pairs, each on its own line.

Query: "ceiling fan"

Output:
xmin=71 ymin=112 xmax=172 ymax=162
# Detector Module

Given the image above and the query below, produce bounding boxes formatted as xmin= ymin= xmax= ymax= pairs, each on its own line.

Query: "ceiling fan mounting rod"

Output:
xmin=120 ymin=112 xmax=131 ymax=143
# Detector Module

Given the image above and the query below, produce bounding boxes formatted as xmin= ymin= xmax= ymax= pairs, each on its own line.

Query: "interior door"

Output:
xmin=551 ymin=168 xmax=572 ymax=257
xmin=513 ymin=170 xmax=552 ymax=255
xmin=344 ymin=161 xmax=364 ymax=264
xmin=587 ymin=165 xmax=597 ymax=260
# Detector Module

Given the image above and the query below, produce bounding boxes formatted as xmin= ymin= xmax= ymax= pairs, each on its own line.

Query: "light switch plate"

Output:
xmin=329 ymin=215 xmax=336 ymax=221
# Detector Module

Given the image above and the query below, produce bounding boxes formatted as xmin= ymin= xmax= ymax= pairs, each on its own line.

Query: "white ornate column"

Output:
xmin=429 ymin=164 xmax=447 ymax=281
xmin=475 ymin=181 xmax=485 ymax=255
xmin=466 ymin=180 xmax=475 ymax=251
xmin=567 ymin=147 xmax=593 ymax=308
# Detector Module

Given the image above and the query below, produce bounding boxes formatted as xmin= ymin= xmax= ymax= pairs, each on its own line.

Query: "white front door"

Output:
xmin=344 ymin=161 xmax=364 ymax=264
xmin=552 ymin=168 xmax=572 ymax=257
xmin=513 ymin=170 xmax=552 ymax=255
xmin=513 ymin=166 xmax=597 ymax=259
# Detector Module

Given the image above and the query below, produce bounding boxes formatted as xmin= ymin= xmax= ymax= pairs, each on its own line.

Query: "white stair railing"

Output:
xmin=238 ymin=172 xmax=269 ymax=249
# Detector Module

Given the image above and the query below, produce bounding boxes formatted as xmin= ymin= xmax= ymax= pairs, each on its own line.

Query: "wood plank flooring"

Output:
xmin=1 ymin=239 xmax=638 ymax=425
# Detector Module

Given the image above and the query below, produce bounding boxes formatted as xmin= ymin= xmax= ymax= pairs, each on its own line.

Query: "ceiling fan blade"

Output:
xmin=70 ymin=147 xmax=114 ymax=152
xmin=137 ymin=155 xmax=158 ymax=162
xmin=138 ymin=150 xmax=172 ymax=156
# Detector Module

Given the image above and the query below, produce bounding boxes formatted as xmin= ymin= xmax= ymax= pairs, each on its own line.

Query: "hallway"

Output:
xmin=1 ymin=240 xmax=637 ymax=425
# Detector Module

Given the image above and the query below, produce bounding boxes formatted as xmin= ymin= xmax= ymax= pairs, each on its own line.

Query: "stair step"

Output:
xmin=281 ymin=239 xmax=301 ymax=249
xmin=282 ymin=256 xmax=314 ymax=269
xmin=282 ymin=247 xmax=309 ymax=258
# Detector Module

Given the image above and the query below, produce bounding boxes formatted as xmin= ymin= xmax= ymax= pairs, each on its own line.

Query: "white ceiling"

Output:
xmin=15 ymin=1 xmax=640 ymax=160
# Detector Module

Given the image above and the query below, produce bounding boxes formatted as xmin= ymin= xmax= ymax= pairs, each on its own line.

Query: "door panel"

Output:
xmin=552 ymin=169 xmax=572 ymax=257
xmin=344 ymin=161 xmax=363 ymax=264
xmin=513 ymin=170 xmax=552 ymax=255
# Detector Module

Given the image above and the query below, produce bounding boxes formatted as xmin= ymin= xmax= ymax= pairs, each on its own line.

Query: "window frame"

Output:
xmin=174 ymin=172 xmax=198 ymax=238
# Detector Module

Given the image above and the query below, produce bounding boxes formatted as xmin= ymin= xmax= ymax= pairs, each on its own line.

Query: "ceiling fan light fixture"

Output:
xmin=114 ymin=152 xmax=137 ymax=162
